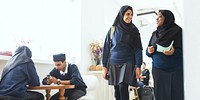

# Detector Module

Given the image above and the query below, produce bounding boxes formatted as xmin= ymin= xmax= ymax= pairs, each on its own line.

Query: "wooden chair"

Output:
xmin=129 ymin=86 xmax=139 ymax=100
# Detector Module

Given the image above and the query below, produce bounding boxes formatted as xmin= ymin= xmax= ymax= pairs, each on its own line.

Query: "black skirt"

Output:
xmin=108 ymin=63 xmax=136 ymax=86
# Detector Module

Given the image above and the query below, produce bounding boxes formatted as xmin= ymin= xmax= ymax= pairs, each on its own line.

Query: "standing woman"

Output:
xmin=102 ymin=5 xmax=143 ymax=100
xmin=146 ymin=10 xmax=183 ymax=100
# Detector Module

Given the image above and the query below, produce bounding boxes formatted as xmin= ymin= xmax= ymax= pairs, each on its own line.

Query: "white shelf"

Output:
xmin=0 ymin=55 xmax=53 ymax=65
xmin=88 ymin=70 xmax=103 ymax=74
xmin=33 ymin=59 xmax=53 ymax=64
xmin=0 ymin=55 xmax=10 ymax=61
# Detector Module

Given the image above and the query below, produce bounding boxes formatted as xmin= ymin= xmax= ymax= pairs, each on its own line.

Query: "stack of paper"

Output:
xmin=156 ymin=41 xmax=174 ymax=52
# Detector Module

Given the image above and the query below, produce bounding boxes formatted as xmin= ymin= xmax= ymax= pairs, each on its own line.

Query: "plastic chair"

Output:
xmin=78 ymin=75 xmax=99 ymax=100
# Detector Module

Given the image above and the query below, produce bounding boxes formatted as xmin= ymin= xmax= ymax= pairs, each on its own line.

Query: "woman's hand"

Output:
xmin=163 ymin=46 xmax=175 ymax=55
xmin=147 ymin=46 xmax=155 ymax=54
xmin=102 ymin=67 xmax=108 ymax=80
xmin=135 ymin=67 xmax=141 ymax=79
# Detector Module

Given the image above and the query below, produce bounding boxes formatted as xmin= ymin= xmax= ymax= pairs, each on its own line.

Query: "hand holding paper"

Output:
xmin=156 ymin=41 xmax=174 ymax=52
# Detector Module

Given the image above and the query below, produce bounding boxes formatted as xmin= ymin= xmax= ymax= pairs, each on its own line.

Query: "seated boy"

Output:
xmin=42 ymin=53 xmax=87 ymax=100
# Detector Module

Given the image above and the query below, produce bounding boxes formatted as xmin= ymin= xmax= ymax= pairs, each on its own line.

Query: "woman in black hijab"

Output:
xmin=0 ymin=46 xmax=44 ymax=100
xmin=102 ymin=5 xmax=143 ymax=100
xmin=146 ymin=10 xmax=183 ymax=100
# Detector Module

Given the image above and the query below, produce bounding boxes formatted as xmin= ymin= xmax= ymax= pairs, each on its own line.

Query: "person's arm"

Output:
xmin=146 ymin=46 xmax=155 ymax=57
xmin=134 ymin=49 xmax=142 ymax=68
xmin=146 ymin=32 xmax=156 ymax=57
xmin=102 ymin=29 xmax=112 ymax=79
xmin=68 ymin=64 xmax=82 ymax=86
xmin=163 ymin=29 xmax=183 ymax=56
xmin=27 ymin=62 xmax=40 ymax=86
xmin=42 ymin=77 xmax=48 ymax=85
xmin=102 ymin=29 xmax=112 ymax=68
xmin=42 ymin=68 xmax=58 ymax=85
xmin=46 ymin=76 xmax=70 ymax=85
xmin=140 ymin=75 xmax=146 ymax=79
xmin=142 ymin=69 xmax=150 ymax=78
xmin=134 ymin=49 xmax=142 ymax=79
xmin=51 ymin=64 xmax=82 ymax=86
xmin=146 ymin=70 xmax=150 ymax=79
xmin=59 ymin=79 xmax=70 ymax=85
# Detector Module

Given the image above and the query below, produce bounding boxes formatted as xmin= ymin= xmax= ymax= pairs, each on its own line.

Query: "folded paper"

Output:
xmin=156 ymin=41 xmax=174 ymax=52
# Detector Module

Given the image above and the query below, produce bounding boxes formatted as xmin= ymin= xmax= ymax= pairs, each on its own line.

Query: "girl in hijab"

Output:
xmin=146 ymin=10 xmax=183 ymax=100
xmin=0 ymin=46 xmax=44 ymax=100
xmin=102 ymin=5 xmax=143 ymax=100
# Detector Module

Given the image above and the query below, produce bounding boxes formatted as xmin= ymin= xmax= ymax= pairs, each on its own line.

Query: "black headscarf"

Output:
xmin=113 ymin=5 xmax=142 ymax=49
xmin=157 ymin=10 xmax=175 ymax=32
xmin=150 ymin=10 xmax=182 ymax=48
xmin=1 ymin=46 xmax=33 ymax=80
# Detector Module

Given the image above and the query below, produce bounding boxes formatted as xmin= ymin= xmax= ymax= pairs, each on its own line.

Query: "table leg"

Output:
xmin=59 ymin=89 xmax=65 ymax=100
xmin=45 ymin=89 xmax=51 ymax=100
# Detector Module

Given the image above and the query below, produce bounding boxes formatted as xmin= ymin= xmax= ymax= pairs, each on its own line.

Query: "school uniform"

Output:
xmin=0 ymin=46 xmax=44 ymax=100
xmin=146 ymin=10 xmax=184 ymax=100
xmin=102 ymin=5 xmax=143 ymax=100
xmin=43 ymin=63 xmax=87 ymax=100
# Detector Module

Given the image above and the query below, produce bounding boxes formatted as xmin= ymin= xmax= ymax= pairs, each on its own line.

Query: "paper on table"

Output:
xmin=156 ymin=41 xmax=174 ymax=52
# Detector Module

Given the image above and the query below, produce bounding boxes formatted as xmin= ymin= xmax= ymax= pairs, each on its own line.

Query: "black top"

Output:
xmin=146 ymin=10 xmax=183 ymax=70
xmin=1 ymin=46 xmax=33 ymax=80
xmin=141 ymin=69 xmax=150 ymax=85
xmin=149 ymin=10 xmax=182 ymax=49
xmin=102 ymin=5 xmax=143 ymax=67
xmin=42 ymin=63 xmax=87 ymax=90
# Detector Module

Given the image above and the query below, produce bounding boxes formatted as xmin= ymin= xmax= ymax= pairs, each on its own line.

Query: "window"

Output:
xmin=0 ymin=0 xmax=81 ymax=61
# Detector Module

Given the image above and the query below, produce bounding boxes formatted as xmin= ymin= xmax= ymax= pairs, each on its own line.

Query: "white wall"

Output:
xmin=80 ymin=0 xmax=106 ymax=74
xmin=0 ymin=0 xmax=81 ymax=62
xmin=0 ymin=61 xmax=7 ymax=76
xmin=80 ymin=0 xmax=128 ymax=74
xmin=79 ymin=0 xmax=152 ymax=74
xmin=184 ymin=0 xmax=200 ymax=99
xmin=3 ymin=0 xmax=197 ymax=99
xmin=79 ymin=0 xmax=183 ymax=74
xmin=0 ymin=0 xmax=183 ymax=75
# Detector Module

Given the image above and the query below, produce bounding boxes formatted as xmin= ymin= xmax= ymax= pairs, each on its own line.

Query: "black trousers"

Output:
xmin=50 ymin=89 xmax=86 ymax=100
xmin=114 ymin=83 xmax=129 ymax=100
xmin=0 ymin=91 xmax=44 ymax=100
xmin=0 ymin=96 xmax=21 ymax=100
xmin=23 ymin=91 xmax=44 ymax=100
xmin=152 ymin=67 xmax=184 ymax=100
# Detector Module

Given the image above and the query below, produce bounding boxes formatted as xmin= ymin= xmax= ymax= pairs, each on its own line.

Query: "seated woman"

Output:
xmin=0 ymin=46 xmax=44 ymax=100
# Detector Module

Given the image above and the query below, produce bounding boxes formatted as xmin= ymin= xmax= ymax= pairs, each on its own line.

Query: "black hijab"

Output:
xmin=1 ymin=46 xmax=33 ymax=80
xmin=150 ymin=10 xmax=182 ymax=48
xmin=157 ymin=10 xmax=175 ymax=32
xmin=113 ymin=5 xmax=142 ymax=49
